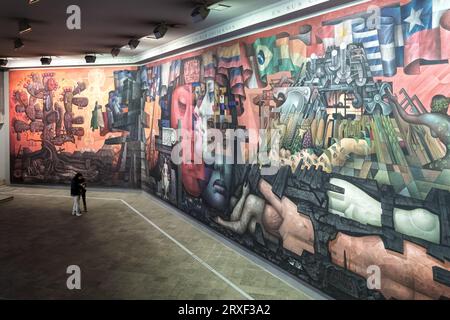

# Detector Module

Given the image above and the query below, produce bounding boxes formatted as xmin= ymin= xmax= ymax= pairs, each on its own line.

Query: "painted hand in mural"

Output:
xmin=388 ymin=94 xmax=450 ymax=170
xmin=277 ymin=138 xmax=374 ymax=173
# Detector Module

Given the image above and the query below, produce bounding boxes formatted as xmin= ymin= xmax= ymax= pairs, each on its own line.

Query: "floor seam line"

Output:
xmin=140 ymin=191 xmax=327 ymax=300
xmin=119 ymin=199 xmax=254 ymax=301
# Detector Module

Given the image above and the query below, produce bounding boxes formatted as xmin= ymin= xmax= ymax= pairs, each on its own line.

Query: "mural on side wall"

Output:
xmin=8 ymin=0 xmax=450 ymax=299
xmin=0 ymin=71 xmax=4 ymax=126
xmin=143 ymin=0 xmax=450 ymax=299
xmin=9 ymin=66 xmax=151 ymax=187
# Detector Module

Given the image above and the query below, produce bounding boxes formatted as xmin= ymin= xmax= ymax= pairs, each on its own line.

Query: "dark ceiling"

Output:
xmin=0 ymin=0 xmax=358 ymax=65
xmin=0 ymin=0 xmax=280 ymax=59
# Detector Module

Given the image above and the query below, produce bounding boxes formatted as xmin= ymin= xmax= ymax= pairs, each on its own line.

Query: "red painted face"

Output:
xmin=171 ymin=85 xmax=205 ymax=197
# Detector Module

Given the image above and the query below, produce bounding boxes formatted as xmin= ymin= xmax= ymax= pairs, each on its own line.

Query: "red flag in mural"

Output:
xmin=402 ymin=0 xmax=450 ymax=74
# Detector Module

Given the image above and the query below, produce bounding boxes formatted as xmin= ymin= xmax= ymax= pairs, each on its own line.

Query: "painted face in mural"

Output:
xmin=197 ymin=87 xmax=234 ymax=211
xmin=202 ymin=163 xmax=233 ymax=211
xmin=171 ymin=84 xmax=205 ymax=197
xmin=171 ymin=84 xmax=233 ymax=210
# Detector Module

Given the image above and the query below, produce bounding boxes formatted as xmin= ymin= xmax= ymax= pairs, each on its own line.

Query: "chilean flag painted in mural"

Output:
xmin=401 ymin=0 xmax=450 ymax=74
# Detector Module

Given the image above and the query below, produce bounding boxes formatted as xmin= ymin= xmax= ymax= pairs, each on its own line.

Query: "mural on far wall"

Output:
xmin=143 ymin=0 xmax=450 ymax=299
xmin=9 ymin=66 xmax=150 ymax=187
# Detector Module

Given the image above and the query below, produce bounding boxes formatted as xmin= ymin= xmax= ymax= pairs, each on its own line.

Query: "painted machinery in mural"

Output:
xmin=102 ymin=69 xmax=150 ymax=188
xmin=301 ymin=43 xmax=449 ymax=173
xmin=10 ymin=73 xmax=111 ymax=184
xmin=203 ymin=44 xmax=450 ymax=299
xmin=304 ymin=43 xmax=393 ymax=116
xmin=274 ymin=42 xmax=394 ymax=148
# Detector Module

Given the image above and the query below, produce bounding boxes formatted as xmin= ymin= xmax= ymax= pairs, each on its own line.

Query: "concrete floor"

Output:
xmin=0 ymin=184 xmax=325 ymax=300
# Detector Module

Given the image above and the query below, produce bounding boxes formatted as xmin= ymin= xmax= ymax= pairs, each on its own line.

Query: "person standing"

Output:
xmin=79 ymin=175 xmax=88 ymax=213
xmin=71 ymin=173 xmax=83 ymax=217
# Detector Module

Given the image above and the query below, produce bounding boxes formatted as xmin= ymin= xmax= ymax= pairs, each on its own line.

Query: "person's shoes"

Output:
xmin=75 ymin=212 xmax=83 ymax=217
xmin=72 ymin=212 xmax=76 ymax=216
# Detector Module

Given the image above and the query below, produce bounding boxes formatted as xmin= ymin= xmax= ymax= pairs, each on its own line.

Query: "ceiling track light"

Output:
xmin=0 ymin=58 xmax=8 ymax=67
xmin=40 ymin=56 xmax=52 ymax=65
xmin=19 ymin=19 xmax=32 ymax=34
xmin=128 ymin=39 xmax=140 ymax=50
xmin=191 ymin=4 xmax=210 ymax=23
xmin=28 ymin=0 xmax=40 ymax=4
xmin=209 ymin=3 xmax=231 ymax=11
xmin=85 ymin=54 xmax=96 ymax=63
xmin=153 ymin=23 xmax=168 ymax=39
xmin=111 ymin=47 xmax=121 ymax=57
xmin=14 ymin=38 xmax=24 ymax=50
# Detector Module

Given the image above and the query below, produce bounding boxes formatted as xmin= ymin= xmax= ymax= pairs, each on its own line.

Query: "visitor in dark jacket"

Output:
xmin=79 ymin=176 xmax=88 ymax=213
xmin=71 ymin=173 xmax=83 ymax=216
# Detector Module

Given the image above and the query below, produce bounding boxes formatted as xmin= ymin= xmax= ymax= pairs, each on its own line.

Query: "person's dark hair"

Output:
xmin=74 ymin=173 xmax=82 ymax=179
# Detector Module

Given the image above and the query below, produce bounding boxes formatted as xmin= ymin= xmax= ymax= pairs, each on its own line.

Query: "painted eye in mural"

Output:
xmin=257 ymin=50 xmax=266 ymax=66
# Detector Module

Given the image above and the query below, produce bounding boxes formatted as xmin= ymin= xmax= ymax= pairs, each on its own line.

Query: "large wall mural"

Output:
xmin=143 ymin=0 xmax=450 ymax=300
xmin=9 ymin=66 xmax=151 ymax=187
xmin=9 ymin=0 xmax=450 ymax=299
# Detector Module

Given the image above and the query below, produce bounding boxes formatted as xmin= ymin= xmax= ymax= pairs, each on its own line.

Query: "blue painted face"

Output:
xmin=202 ymin=163 xmax=233 ymax=212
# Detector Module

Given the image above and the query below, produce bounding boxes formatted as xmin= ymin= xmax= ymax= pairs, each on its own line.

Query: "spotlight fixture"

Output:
xmin=40 ymin=56 xmax=52 ymax=65
xmin=191 ymin=4 xmax=210 ymax=23
xmin=209 ymin=3 xmax=231 ymax=11
xmin=153 ymin=23 xmax=168 ymax=39
xmin=28 ymin=0 xmax=40 ymax=4
xmin=85 ymin=54 xmax=96 ymax=63
xmin=111 ymin=47 xmax=120 ymax=57
xmin=19 ymin=19 xmax=32 ymax=34
xmin=14 ymin=38 xmax=24 ymax=50
xmin=0 ymin=58 xmax=8 ymax=67
xmin=128 ymin=39 xmax=140 ymax=50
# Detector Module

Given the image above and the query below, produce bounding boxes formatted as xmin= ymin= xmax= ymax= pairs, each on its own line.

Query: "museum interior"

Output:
xmin=0 ymin=0 xmax=450 ymax=301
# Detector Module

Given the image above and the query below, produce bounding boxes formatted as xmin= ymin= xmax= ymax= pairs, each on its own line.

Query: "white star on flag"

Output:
xmin=404 ymin=7 xmax=424 ymax=32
